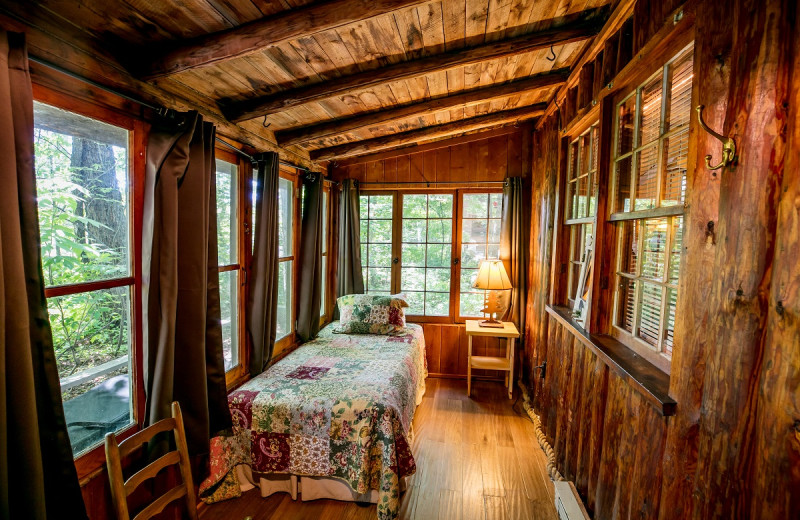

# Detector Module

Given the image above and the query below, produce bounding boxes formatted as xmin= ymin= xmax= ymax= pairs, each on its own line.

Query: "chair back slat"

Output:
xmin=118 ymin=418 xmax=176 ymax=458
xmin=105 ymin=402 xmax=199 ymax=520
xmin=131 ymin=485 xmax=187 ymax=520
xmin=124 ymin=451 xmax=181 ymax=495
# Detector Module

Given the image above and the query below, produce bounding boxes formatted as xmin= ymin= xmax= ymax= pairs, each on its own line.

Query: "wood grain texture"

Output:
xmin=197 ymin=378 xmax=557 ymax=520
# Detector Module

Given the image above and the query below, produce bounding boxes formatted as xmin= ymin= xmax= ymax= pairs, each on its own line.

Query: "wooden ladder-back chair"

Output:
xmin=105 ymin=402 xmax=199 ymax=520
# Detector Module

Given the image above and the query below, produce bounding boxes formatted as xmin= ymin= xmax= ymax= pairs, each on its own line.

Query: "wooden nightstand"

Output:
xmin=466 ymin=320 xmax=520 ymax=400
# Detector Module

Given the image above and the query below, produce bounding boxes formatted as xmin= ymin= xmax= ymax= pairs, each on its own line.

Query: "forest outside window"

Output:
xmin=359 ymin=193 xmax=395 ymax=295
xmin=277 ymin=175 xmax=295 ymax=341
xmin=33 ymin=100 xmax=134 ymax=457
xmin=215 ymin=154 xmax=246 ymax=378
xmin=610 ymin=42 xmax=694 ymax=371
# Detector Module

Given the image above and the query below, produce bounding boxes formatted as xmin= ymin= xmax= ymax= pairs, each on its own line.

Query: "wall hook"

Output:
xmin=696 ymin=105 xmax=736 ymax=171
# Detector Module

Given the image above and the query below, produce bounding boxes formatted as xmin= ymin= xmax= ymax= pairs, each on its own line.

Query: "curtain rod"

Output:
xmin=28 ymin=55 xmax=312 ymax=173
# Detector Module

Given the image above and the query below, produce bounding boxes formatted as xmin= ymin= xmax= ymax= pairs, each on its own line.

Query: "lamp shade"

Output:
xmin=472 ymin=259 xmax=512 ymax=290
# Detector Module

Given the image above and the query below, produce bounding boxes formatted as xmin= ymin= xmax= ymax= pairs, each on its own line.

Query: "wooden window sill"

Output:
xmin=545 ymin=304 xmax=676 ymax=416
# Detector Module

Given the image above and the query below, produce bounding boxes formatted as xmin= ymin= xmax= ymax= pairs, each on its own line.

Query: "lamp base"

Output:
xmin=478 ymin=317 xmax=504 ymax=328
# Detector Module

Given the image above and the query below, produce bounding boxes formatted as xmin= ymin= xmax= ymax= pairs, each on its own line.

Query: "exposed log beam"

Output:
xmin=224 ymin=11 xmax=606 ymax=121
xmin=536 ymin=0 xmax=637 ymax=128
xmin=138 ymin=0 xmax=431 ymax=79
xmin=276 ymin=69 xmax=567 ymax=147
xmin=310 ymin=104 xmax=546 ymax=161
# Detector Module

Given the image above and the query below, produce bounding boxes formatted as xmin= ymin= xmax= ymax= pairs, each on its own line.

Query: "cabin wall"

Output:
xmin=523 ymin=1 xmax=799 ymax=519
xmin=330 ymin=128 xmax=532 ymax=380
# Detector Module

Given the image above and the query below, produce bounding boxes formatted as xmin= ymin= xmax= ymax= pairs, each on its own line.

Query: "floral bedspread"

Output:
xmin=200 ymin=323 xmax=427 ymax=520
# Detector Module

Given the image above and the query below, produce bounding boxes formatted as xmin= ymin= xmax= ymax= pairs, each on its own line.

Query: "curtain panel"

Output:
xmin=500 ymin=177 xmax=528 ymax=337
xmin=0 ymin=31 xmax=88 ymax=520
xmin=142 ymin=111 xmax=231 ymax=456
xmin=296 ymin=172 xmax=323 ymax=341
xmin=247 ymin=152 xmax=279 ymax=376
xmin=335 ymin=179 xmax=364 ymax=317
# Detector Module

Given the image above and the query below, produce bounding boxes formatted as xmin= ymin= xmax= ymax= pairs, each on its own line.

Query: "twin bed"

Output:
xmin=200 ymin=322 xmax=427 ymax=520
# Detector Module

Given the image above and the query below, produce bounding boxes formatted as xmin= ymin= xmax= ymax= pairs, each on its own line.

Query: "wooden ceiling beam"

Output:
xmin=275 ymin=69 xmax=567 ymax=147
xmin=138 ymin=0 xmax=432 ymax=79
xmin=224 ymin=11 xmax=606 ymax=122
xmin=310 ymin=104 xmax=546 ymax=161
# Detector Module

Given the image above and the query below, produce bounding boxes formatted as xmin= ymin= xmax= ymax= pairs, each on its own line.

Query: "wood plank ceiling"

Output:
xmin=16 ymin=0 xmax=613 ymax=162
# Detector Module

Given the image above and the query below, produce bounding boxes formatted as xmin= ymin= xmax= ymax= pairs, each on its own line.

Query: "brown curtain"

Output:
xmin=247 ymin=152 xmax=279 ymax=376
xmin=0 ymin=31 xmax=87 ymax=520
xmin=500 ymin=177 xmax=528 ymax=336
xmin=142 ymin=111 xmax=231 ymax=456
xmin=335 ymin=179 xmax=364 ymax=317
xmin=296 ymin=172 xmax=323 ymax=341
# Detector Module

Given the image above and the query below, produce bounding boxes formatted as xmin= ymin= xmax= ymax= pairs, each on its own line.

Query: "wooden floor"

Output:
xmin=199 ymin=377 xmax=557 ymax=520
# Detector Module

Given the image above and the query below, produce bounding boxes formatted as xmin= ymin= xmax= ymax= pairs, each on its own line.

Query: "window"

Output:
xmin=359 ymin=194 xmax=395 ymax=295
xmin=277 ymin=175 xmax=295 ymax=340
xmin=33 ymin=100 xmax=134 ymax=456
xmin=320 ymin=186 xmax=329 ymax=318
xmin=400 ymin=194 xmax=454 ymax=316
xmin=215 ymin=156 xmax=245 ymax=377
xmin=459 ymin=192 xmax=502 ymax=317
xmin=610 ymin=43 xmax=693 ymax=369
xmin=565 ymin=124 xmax=599 ymax=317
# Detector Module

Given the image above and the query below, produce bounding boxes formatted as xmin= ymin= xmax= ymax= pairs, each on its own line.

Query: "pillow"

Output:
xmin=335 ymin=294 xmax=408 ymax=334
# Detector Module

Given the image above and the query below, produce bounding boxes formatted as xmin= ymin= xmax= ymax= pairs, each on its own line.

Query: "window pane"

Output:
xmin=427 ymin=219 xmax=452 ymax=243
xmin=426 ymin=244 xmax=451 ymax=267
xmin=461 ymin=243 xmax=487 ymax=269
xmin=638 ymin=72 xmax=663 ymax=146
xmin=277 ymin=261 xmax=293 ymax=339
xmin=367 ymin=267 xmax=392 ymax=292
xmin=669 ymin=216 xmax=684 ymax=285
xmin=402 ymin=219 xmax=427 ymax=243
xmin=618 ymin=220 xmax=640 ymax=276
xmin=615 ymin=156 xmax=632 ymax=213
xmin=426 ymin=268 xmax=450 ymax=292
xmin=460 ymin=292 xmax=485 ymax=317
xmin=369 ymin=219 xmax=392 ymax=243
xmin=404 ymin=291 xmax=424 ymax=315
xmin=460 ymin=268 xmax=479 ymax=292
xmin=617 ymin=278 xmax=637 ymax=333
xmin=617 ymin=94 xmax=636 ymax=155
xmin=320 ymin=255 xmax=326 ymax=317
xmin=369 ymin=195 xmax=393 ymax=218
xmin=402 ymin=194 xmax=427 ymax=217
xmin=664 ymin=288 xmax=678 ymax=355
xmin=663 ymin=129 xmax=689 ymax=206
xmin=278 ymin=177 xmax=293 ymax=257
xmin=490 ymin=193 xmax=502 ymax=218
xmin=638 ymin=282 xmax=663 ymax=347
xmin=50 ymin=286 xmax=132 ymax=456
xmin=425 ymin=292 xmax=449 ymax=316
xmin=322 ymin=191 xmax=328 ymax=254
xmin=219 ymin=270 xmax=239 ymax=371
xmin=216 ymin=159 xmax=237 ymax=265
xmin=463 ymin=194 xmax=489 ymax=218
xmin=488 ymin=219 xmax=501 ymax=243
xmin=361 ymin=194 xmax=394 ymax=294
xmin=401 ymin=267 xmax=426 ymax=291
xmin=462 ymin=219 xmax=488 ymax=243
xmin=368 ymin=243 xmax=392 ymax=266
xmin=668 ymin=46 xmax=694 ymax=131
xmin=641 ymin=218 xmax=667 ymax=280
xmin=428 ymin=194 xmax=453 ymax=217
xmin=635 ymin=145 xmax=659 ymax=211
xmin=403 ymin=244 xmax=426 ymax=266
xmin=34 ymin=101 xmax=130 ymax=287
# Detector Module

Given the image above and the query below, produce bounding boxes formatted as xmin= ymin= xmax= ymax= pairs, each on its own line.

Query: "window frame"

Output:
xmin=273 ymin=167 xmax=301 ymax=357
xmin=215 ymin=147 xmax=249 ymax=387
xmin=605 ymin=42 xmax=695 ymax=373
xmin=454 ymin=188 xmax=504 ymax=323
xmin=319 ymin=183 xmax=332 ymax=325
xmin=32 ymin=83 xmax=145 ymax=478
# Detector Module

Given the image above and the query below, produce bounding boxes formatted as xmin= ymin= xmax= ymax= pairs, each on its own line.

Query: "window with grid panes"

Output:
xmin=400 ymin=194 xmax=454 ymax=316
xmin=359 ymin=194 xmax=394 ymax=295
xmin=565 ymin=123 xmax=599 ymax=309
xmin=277 ymin=176 xmax=295 ymax=340
xmin=459 ymin=192 xmax=502 ymax=317
xmin=611 ymin=42 xmax=693 ymax=368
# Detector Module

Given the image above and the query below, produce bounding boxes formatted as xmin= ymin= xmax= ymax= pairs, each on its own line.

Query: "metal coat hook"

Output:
xmin=696 ymin=105 xmax=736 ymax=171
xmin=262 ymin=115 xmax=271 ymax=129
xmin=546 ymin=45 xmax=556 ymax=62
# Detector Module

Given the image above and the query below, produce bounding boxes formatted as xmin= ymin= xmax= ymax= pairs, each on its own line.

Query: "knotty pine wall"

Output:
xmin=331 ymin=128 xmax=532 ymax=380
xmin=523 ymin=1 xmax=800 ymax=519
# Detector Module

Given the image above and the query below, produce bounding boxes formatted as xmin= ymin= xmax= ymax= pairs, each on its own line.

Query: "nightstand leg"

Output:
xmin=467 ymin=335 xmax=473 ymax=397
xmin=508 ymin=338 xmax=515 ymax=400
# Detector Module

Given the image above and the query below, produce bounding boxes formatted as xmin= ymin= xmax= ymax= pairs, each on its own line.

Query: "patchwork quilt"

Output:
xmin=200 ymin=323 xmax=427 ymax=520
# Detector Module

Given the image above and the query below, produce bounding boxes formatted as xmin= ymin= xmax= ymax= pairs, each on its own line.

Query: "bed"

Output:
xmin=199 ymin=322 xmax=427 ymax=520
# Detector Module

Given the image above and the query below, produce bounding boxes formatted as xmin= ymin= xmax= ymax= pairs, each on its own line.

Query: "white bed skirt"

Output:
xmin=234 ymin=464 xmax=407 ymax=504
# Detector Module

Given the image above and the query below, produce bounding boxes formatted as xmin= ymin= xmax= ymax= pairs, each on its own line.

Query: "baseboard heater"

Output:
xmin=554 ymin=481 xmax=590 ymax=520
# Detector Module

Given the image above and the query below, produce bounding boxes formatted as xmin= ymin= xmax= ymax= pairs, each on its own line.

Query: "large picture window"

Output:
xmin=610 ymin=42 xmax=693 ymax=370
xmin=33 ymin=100 xmax=134 ymax=457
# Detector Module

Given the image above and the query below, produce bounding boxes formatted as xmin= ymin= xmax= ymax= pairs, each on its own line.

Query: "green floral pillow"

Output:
xmin=335 ymin=294 xmax=408 ymax=334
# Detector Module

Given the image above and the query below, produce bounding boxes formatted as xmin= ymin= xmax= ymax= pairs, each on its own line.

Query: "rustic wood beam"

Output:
xmin=310 ymin=104 xmax=546 ymax=161
xmin=224 ymin=12 xmax=605 ymax=121
xmin=138 ymin=0 xmax=432 ymax=79
xmin=275 ymin=69 xmax=567 ymax=147
xmin=536 ymin=0 xmax=638 ymax=128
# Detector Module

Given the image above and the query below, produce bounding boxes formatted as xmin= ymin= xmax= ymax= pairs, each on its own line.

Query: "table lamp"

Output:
xmin=472 ymin=259 xmax=512 ymax=328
